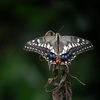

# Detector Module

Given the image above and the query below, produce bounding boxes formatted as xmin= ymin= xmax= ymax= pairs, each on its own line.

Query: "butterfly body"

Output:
xmin=24 ymin=30 xmax=94 ymax=69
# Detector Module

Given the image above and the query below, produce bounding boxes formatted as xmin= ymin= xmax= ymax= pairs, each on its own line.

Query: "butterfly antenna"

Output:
xmin=58 ymin=25 xmax=64 ymax=33
xmin=50 ymin=25 xmax=56 ymax=32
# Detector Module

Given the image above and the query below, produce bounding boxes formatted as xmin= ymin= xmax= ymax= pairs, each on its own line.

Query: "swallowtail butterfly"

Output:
xmin=24 ymin=30 xmax=94 ymax=70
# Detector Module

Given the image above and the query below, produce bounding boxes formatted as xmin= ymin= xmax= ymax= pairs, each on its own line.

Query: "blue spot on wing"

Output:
xmin=49 ymin=53 xmax=52 ymax=58
xmin=47 ymin=53 xmax=56 ymax=61
xmin=60 ymin=50 xmax=74 ymax=61
xmin=52 ymin=54 xmax=56 ymax=59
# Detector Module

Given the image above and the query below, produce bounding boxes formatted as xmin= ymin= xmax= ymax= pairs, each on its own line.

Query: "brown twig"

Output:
xmin=45 ymin=64 xmax=72 ymax=100
xmin=52 ymin=65 xmax=72 ymax=100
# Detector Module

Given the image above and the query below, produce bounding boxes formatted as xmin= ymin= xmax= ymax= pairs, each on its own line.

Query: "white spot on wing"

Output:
xmin=47 ymin=43 xmax=50 ymax=49
xmin=33 ymin=43 xmax=35 ymax=45
xmin=32 ymin=40 xmax=35 ymax=42
xmin=24 ymin=46 xmax=26 ymax=48
xmin=27 ymin=46 xmax=29 ymax=49
xmin=67 ymin=46 xmax=70 ymax=50
xmin=44 ymin=43 xmax=46 ymax=47
xmin=81 ymin=43 xmax=83 ymax=45
xmin=37 ymin=39 xmax=40 ymax=43
xmin=50 ymin=60 xmax=52 ymax=63
xmin=82 ymin=39 xmax=85 ymax=42
xmin=82 ymin=48 xmax=84 ymax=50
xmin=64 ymin=45 xmax=67 ymax=50
xmin=62 ymin=50 xmax=66 ymax=54
xmin=65 ymin=61 xmax=67 ymax=64
xmin=35 ymin=43 xmax=37 ymax=46
xmin=74 ymin=43 xmax=77 ymax=46
xmin=68 ymin=43 xmax=72 ymax=48
xmin=61 ymin=62 xmax=64 ymax=65
xmin=77 ymin=43 xmax=80 ymax=46
xmin=51 ymin=49 xmax=54 ymax=53
xmin=49 ymin=46 xmax=53 ymax=50
xmin=89 ymin=45 xmax=92 ymax=48
xmin=71 ymin=43 xmax=75 ymax=47
xmin=30 ymin=47 xmax=32 ymax=49
xmin=82 ymin=42 xmax=85 ymax=44
xmin=77 ymin=38 xmax=80 ymax=42
xmin=41 ymin=43 xmax=44 ymax=47
xmin=86 ymin=42 xmax=88 ymax=44
xmin=38 ymin=43 xmax=41 ymax=46
xmin=27 ymin=41 xmax=31 ymax=45
xmin=59 ymin=53 xmax=61 ymax=55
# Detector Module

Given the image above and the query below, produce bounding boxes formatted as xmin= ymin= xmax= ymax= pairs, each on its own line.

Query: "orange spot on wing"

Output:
xmin=56 ymin=57 xmax=61 ymax=63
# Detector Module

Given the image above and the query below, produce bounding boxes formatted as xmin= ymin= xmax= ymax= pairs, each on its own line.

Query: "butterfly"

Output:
xmin=23 ymin=30 xmax=94 ymax=70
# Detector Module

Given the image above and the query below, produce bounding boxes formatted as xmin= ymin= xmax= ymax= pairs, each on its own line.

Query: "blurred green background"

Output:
xmin=0 ymin=1 xmax=99 ymax=100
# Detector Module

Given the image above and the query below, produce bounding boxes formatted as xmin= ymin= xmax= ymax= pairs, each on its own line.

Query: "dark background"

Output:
xmin=0 ymin=1 xmax=99 ymax=100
